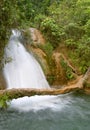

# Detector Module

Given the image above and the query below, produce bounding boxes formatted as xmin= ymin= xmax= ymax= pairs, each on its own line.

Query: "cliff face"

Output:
xmin=23 ymin=28 xmax=89 ymax=87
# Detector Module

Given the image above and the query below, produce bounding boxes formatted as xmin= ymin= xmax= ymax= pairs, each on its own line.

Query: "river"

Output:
xmin=1 ymin=30 xmax=90 ymax=130
xmin=0 ymin=92 xmax=90 ymax=130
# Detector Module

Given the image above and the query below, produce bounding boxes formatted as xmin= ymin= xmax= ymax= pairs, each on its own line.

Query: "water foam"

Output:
xmin=8 ymin=94 xmax=72 ymax=112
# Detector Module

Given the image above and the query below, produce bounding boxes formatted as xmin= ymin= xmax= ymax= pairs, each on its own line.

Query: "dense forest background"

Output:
xmin=0 ymin=0 xmax=90 ymax=81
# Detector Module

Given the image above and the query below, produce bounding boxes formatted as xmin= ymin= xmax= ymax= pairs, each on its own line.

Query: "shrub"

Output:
xmin=0 ymin=94 xmax=10 ymax=109
xmin=41 ymin=17 xmax=63 ymax=47
xmin=64 ymin=23 xmax=85 ymax=40
xmin=65 ymin=39 xmax=78 ymax=49
xmin=60 ymin=58 xmax=74 ymax=80
xmin=84 ymin=20 xmax=90 ymax=36
xmin=40 ymin=42 xmax=54 ymax=56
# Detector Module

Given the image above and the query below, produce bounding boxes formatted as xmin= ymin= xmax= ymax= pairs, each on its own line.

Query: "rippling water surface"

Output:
xmin=0 ymin=92 xmax=90 ymax=130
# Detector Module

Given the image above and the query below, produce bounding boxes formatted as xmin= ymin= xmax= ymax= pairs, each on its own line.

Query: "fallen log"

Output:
xmin=0 ymin=67 xmax=90 ymax=101
xmin=0 ymin=87 xmax=81 ymax=101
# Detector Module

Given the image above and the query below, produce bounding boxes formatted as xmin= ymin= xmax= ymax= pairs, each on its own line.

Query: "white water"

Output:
xmin=3 ymin=30 xmax=71 ymax=112
xmin=3 ymin=30 xmax=49 ymax=89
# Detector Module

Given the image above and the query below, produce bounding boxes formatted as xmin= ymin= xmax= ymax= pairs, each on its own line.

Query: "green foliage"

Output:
xmin=47 ymin=75 xmax=55 ymax=85
xmin=47 ymin=0 xmax=90 ymax=75
xmin=41 ymin=17 xmax=62 ymax=47
xmin=39 ymin=42 xmax=55 ymax=84
xmin=0 ymin=0 xmax=90 ymax=79
xmin=34 ymin=14 xmax=46 ymax=28
xmin=64 ymin=23 xmax=85 ymax=40
xmin=84 ymin=20 xmax=90 ymax=36
xmin=75 ymin=0 xmax=90 ymax=25
xmin=0 ymin=0 xmax=54 ymax=65
xmin=65 ymin=39 xmax=78 ymax=49
xmin=0 ymin=0 xmax=21 ymax=66
xmin=60 ymin=58 xmax=74 ymax=80
xmin=0 ymin=94 xmax=9 ymax=109
xmin=76 ymin=43 xmax=90 ymax=73
xmin=48 ymin=0 xmax=77 ymax=26
xmin=40 ymin=42 xmax=54 ymax=56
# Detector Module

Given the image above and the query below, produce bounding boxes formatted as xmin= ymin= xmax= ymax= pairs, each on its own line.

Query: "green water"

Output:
xmin=0 ymin=92 xmax=90 ymax=130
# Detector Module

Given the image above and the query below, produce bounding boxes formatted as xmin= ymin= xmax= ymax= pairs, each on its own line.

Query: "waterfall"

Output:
xmin=3 ymin=29 xmax=49 ymax=89
xmin=3 ymin=30 xmax=70 ymax=112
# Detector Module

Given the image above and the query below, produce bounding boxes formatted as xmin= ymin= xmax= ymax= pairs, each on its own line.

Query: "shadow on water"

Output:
xmin=0 ymin=92 xmax=90 ymax=130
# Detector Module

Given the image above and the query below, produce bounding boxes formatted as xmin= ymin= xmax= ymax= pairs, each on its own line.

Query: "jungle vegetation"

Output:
xmin=0 ymin=0 xmax=90 ymax=74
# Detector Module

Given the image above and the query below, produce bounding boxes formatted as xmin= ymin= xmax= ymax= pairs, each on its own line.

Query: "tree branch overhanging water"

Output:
xmin=0 ymin=67 xmax=90 ymax=104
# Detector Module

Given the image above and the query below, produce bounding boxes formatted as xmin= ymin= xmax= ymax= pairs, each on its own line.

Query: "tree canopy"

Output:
xmin=0 ymin=0 xmax=90 ymax=74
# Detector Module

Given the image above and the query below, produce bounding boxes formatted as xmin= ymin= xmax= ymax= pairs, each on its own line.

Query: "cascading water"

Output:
xmin=1 ymin=31 xmax=90 ymax=130
xmin=3 ymin=30 xmax=49 ymax=89
xmin=3 ymin=30 xmax=71 ymax=112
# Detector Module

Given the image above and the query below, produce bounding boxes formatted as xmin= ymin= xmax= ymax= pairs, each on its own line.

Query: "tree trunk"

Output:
xmin=0 ymin=67 xmax=90 ymax=101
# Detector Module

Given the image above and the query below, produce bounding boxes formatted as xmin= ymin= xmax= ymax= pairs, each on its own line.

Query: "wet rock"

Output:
xmin=0 ymin=71 xmax=6 ymax=90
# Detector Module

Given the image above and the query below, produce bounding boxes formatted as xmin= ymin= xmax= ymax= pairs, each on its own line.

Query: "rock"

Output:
xmin=31 ymin=48 xmax=50 ymax=76
xmin=22 ymin=28 xmax=51 ymax=83
xmin=23 ymin=28 xmax=45 ymax=46
xmin=29 ymin=28 xmax=45 ymax=45
xmin=0 ymin=71 xmax=6 ymax=90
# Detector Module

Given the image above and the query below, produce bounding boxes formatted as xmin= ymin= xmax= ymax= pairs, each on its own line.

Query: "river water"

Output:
xmin=1 ymin=30 xmax=90 ymax=130
xmin=0 ymin=92 xmax=90 ymax=130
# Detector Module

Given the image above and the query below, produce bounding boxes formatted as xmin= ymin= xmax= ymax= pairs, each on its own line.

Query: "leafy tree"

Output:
xmin=43 ymin=0 xmax=90 ymax=73
xmin=0 ymin=0 xmax=90 ymax=75
xmin=75 ymin=0 xmax=90 ymax=25
xmin=0 ymin=0 xmax=21 ymax=66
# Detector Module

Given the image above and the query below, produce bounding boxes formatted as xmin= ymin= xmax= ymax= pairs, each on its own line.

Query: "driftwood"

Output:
xmin=0 ymin=67 xmax=90 ymax=101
